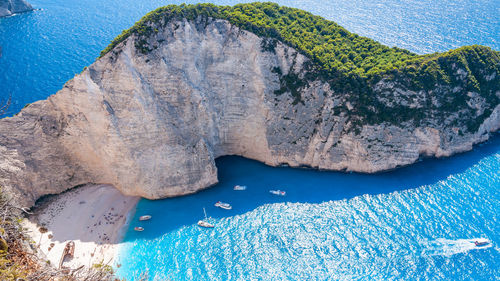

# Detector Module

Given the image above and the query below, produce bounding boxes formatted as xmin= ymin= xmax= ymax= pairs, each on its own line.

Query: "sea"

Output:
xmin=1 ymin=0 xmax=499 ymax=280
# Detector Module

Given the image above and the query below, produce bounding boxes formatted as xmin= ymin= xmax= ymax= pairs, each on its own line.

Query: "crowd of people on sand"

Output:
xmin=84 ymin=207 xmax=125 ymax=243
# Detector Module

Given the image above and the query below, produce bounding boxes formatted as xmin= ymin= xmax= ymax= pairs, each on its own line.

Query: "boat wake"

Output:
xmin=422 ymin=238 xmax=492 ymax=257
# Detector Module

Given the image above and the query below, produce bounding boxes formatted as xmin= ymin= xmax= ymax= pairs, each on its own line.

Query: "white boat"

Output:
xmin=197 ymin=220 xmax=214 ymax=228
xmin=215 ymin=201 xmax=232 ymax=210
xmin=269 ymin=190 xmax=286 ymax=196
xmin=198 ymin=208 xmax=214 ymax=228
xmin=234 ymin=185 xmax=247 ymax=191
xmin=134 ymin=227 xmax=144 ymax=232
xmin=139 ymin=215 xmax=151 ymax=221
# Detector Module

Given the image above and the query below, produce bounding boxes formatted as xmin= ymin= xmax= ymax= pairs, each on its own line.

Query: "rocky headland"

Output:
xmin=0 ymin=0 xmax=33 ymax=17
xmin=0 ymin=3 xmax=498 ymax=207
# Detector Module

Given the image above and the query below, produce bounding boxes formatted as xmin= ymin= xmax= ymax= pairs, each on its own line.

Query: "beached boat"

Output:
xmin=215 ymin=201 xmax=232 ymax=210
xmin=134 ymin=226 xmax=144 ymax=232
xmin=198 ymin=208 xmax=214 ymax=228
xmin=59 ymin=241 xmax=75 ymax=269
xmin=139 ymin=215 xmax=151 ymax=221
xmin=234 ymin=185 xmax=247 ymax=191
xmin=269 ymin=190 xmax=286 ymax=196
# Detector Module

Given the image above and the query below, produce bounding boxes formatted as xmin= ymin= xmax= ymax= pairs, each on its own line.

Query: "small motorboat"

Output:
xmin=215 ymin=201 xmax=232 ymax=210
xmin=474 ymin=240 xmax=489 ymax=247
xmin=134 ymin=227 xmax=144 ymax=232
xmin=234 ymin=185 xmax=247 ymax=191
xmin=139 ymin=215 xmax=152 ymax=221
xmin=197 ymin=220 xmax=215 ymax=228
xmin=269 ymin=190 xmax=286 ymax=196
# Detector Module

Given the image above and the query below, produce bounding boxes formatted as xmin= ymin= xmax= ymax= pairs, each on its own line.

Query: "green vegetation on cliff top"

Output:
xmin=102 ymin=2 xmax=418 ymax=77
xmin=100 ymin=2 xmax=498 ymax=85
xmin=99 ymin=2 xmax=499 ymax=132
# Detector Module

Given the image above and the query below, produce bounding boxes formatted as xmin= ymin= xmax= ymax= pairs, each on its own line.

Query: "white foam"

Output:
xmin=422 ymin=238 xmax=492 ymax=257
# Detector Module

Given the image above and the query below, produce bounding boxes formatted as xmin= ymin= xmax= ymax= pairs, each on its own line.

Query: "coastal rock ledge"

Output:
xmin=0 ymin=7 xmax=499 ymax=207
xmin=0 ymin=0 xmax=33 ymax=17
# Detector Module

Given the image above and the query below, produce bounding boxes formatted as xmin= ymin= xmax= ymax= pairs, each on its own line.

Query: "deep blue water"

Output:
xmin=0 ymin=0 xmax=499 ymax=116
xmin=1 ymin=0 xmax=499 ymax=280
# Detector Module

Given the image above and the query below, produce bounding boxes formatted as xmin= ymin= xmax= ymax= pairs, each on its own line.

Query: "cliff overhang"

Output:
xmin=0 ymin=3 xmax=498 ymax=207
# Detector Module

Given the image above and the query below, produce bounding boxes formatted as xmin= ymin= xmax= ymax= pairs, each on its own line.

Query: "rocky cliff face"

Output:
xmin=1 ymin=18 xmax=499 ymax=207
xmin=0 ymin=0 xmax=33 ymax=17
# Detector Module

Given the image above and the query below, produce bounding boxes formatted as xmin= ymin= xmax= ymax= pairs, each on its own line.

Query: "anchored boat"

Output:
xmin=234 ymin=185 xmax=247 ymax=191
xmin=139 ymin=215 xmax=151 ymax=221
xmin=215 ymin=201 xmax=232 ymax=210
xmin=134 ymin=227 xmax=144 ymax=232
xmin=269 ymin=190 xmax=286 ymax=196
xmin=198 ymin=208 xmax=214 ymax=228
xmin=197 ymin=220 xmax=214 ymax=228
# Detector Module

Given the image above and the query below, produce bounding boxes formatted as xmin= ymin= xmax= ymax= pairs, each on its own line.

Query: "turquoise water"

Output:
xmin=1 ymin=0 xmax=499 ymax=280
xmin=117 ymin=136 xmax=500 ymax=280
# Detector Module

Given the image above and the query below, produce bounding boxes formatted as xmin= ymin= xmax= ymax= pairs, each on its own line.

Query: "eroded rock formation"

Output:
xmin=1 ymin=18 xmax=498 ymax=207
xmin=0 ymin=0 xmax=33 ymax=17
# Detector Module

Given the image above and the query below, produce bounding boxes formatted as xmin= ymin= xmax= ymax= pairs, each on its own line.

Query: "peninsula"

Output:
xmin=0 ymin=3 xmax=498 ymax=209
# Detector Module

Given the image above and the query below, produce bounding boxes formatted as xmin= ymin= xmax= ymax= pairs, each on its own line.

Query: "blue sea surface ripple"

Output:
xmin=116 ymin=136 xmax=500 ymax=280
xmin=1 ymin=0 xmax=499 ymax=280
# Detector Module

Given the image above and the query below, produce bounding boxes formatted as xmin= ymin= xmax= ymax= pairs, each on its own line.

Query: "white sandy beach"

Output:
xmin=23 ymin=184 xmax=139 ymax=270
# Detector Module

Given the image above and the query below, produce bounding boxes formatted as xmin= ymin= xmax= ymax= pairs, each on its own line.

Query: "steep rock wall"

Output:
xmin=0 ymin=0 xmax=33 ymax=17
xmin=0 ymin=18 xmax=498 ymax=207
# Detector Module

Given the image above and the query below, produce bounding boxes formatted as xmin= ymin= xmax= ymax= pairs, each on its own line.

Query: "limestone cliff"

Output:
xmin=0 ymin=0 xmax=33 ymax=17
xmin=0 ymin=8 xmax=498 ymax=207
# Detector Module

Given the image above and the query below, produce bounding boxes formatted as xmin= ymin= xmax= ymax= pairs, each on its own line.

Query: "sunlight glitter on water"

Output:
xmin=116 ymin=137 xmax=499 ymax=280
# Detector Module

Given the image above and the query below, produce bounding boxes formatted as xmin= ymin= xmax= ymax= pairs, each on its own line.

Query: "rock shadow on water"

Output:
xmin=125 ymin=133 xmax=500 ymax=241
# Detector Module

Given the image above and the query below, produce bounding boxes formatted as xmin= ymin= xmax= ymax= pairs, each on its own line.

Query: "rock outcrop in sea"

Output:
xmin=0 ymin=0 xmax=33 ymax=17
xmin=0 ymin=4 xmax=498 ymax=207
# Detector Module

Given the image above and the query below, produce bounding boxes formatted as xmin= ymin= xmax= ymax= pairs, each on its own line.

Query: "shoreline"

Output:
xmin=23 ymin=184 xmax=139 ymax=270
